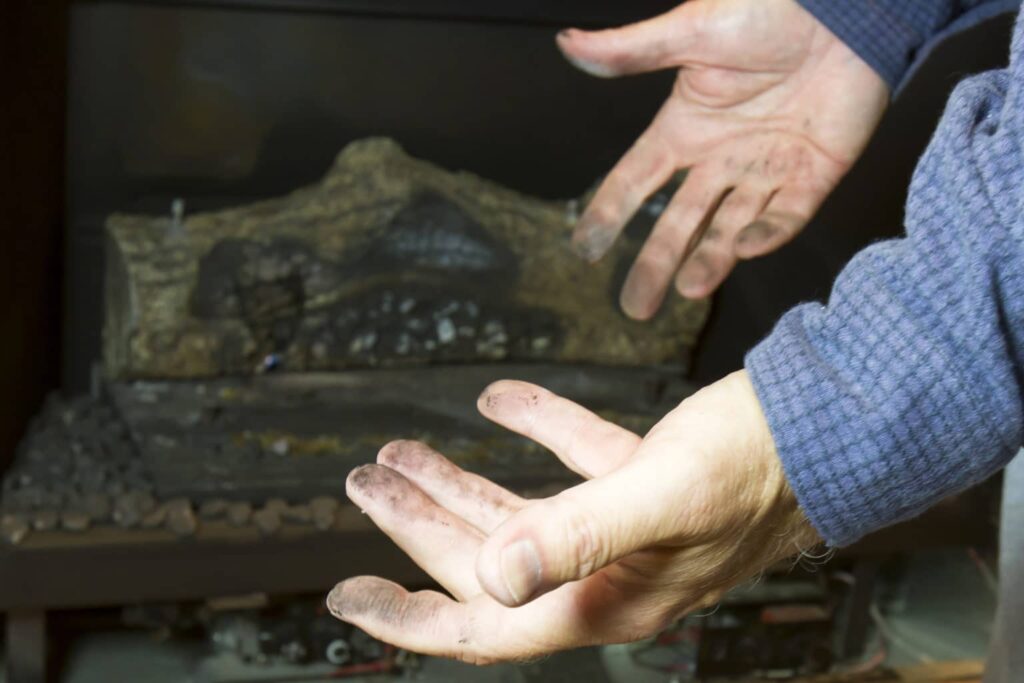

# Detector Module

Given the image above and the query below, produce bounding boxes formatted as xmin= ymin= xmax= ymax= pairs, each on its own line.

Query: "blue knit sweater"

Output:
xmin=746 ymin=2 xmax=1024 ymax=546
xmin=797 ymin=0 xmax=1021 ymax=90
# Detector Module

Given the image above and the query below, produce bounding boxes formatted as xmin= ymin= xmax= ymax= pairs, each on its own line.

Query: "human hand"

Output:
xmin=326 ymin=371 xmax=821 ymax=663
xmin=562 ymin=0 xmax=889 ymax=317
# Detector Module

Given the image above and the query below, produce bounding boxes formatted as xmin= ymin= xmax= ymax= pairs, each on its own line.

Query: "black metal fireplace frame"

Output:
xmin=103 ymin=0 xmax=679 ymax=25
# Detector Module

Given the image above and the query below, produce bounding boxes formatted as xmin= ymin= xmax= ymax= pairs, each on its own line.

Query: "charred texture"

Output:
xmin=103 ymin=138 xmax=708 ymax=379
xmin=357 ymin=192 xmax=518 ymax=278
xmin=192 ymin=239 xmax=313 ymax=355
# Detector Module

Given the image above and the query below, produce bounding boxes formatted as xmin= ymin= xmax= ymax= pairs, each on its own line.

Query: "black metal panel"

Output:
xmin=87 ymin=0 xmax=679 ymax=25
xmin=0 ymin=527 xmax=429 ymax=610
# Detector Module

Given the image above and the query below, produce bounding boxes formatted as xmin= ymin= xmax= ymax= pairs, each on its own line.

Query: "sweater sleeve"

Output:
xmin=796 ymin=0 xmax=1022 ymax=90
xmin=745 ymin=8 xmax=1024 ymax=547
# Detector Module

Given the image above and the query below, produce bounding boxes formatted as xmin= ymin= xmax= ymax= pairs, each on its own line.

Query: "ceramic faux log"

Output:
xmin=103 ymin=138 xmax=708 ymax=379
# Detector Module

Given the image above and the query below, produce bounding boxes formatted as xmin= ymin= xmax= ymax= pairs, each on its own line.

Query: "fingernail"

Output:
xmin=572 ymin=227 xmax=616 ymax=262
xmin=562 ymin=54 xmax=618 ymax=78
xmin=557 ymin=27 xmax=586 ymax=42
xmin=677 ymin=257 xmax=714 ymax=298
xmin=620 ymin=267 xmax=660 ymax=320
xmin=499 ymin=539 xmax=542 ymax=605
xmin=676 ymin=271 xmax=707 ymax=298
xmin=477 ymin=385 xmax=503 ymax=414
xmin=326 ymin=582 xmax=348 ymax=619
xmin=620 ymin=286 xmax=655 ymax=321
xmin=736 ymin=220 xmax=777 ymax=246
xmin=571 ymin=239 xmax=599 ymax=262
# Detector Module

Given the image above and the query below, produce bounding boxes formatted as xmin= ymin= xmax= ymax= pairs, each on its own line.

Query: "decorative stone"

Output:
xmin=310 ymin=496 xmax=339 ymax=531
xmin=436 ymin=318 xmax=456 ymax=345
xmin=81 ymin=493 xmax=112 ymax=521
xmin=165 ymin=498 xmax=197 ymax=537
xmin=1 ymin=514 xmax=29 ymax=544
xmin=140 ymin=504 xmax=169 ymax=529
xmin=60 ymin=510 xmax=91 ymax=532
xmin=198 ymin=499 xmax=229 ymax=519
xmin=264 ymin=498 xmax=288 ymax=514
xmin=282 ymin=504 xmax=311 ymax=524
xmin=113 ymin=491 xmax=156 ymax=528
xmin=252 ymin=507 xmax=282 ymax=536
xmin=226 ymin=502 xmax=253 ymax=527
xmin=32 ymin=509 xmax=59 ymax=531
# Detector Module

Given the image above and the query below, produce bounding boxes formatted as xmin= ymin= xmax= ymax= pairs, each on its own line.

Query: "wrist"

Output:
xmin=795 ymin=0 xmax=912 ymax=91
xmin=729 ymin=370 xmax=823 ymax=553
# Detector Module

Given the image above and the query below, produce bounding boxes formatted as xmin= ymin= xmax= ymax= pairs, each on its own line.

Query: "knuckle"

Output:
xmin=552 ymin=497 xmax=604 ymax=578
xmin=698 ymin=225 xmax=725 ymax=244
xmin=660 ymin=196 xmax=696 ymax=225
xmin=713 ymin=205 xmax=753 ymax=233
xmin=667 ymin=207 xmax=712 ymax=242
xmin=560 ymin=418 xmax=586 ymax=468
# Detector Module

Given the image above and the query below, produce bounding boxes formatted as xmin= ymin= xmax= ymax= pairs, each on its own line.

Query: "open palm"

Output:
xmin=564 ymin=0 xmax=889 ymax=318
xmin=327 ymin=374 xmax=818 ymax=663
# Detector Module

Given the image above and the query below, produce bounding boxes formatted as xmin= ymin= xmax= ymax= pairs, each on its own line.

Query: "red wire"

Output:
xmin=330 ymin=645 xmax=398 ymax=678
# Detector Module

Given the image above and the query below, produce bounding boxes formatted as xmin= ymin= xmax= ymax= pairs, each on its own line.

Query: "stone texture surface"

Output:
xmin=226 ymin=502 xmax=253 ymax=527
xmin=165 ymin=499 xmax=198 ymax=537
xmin=310 ymin=496 xmax=339 ymax=531
xmin=1 ymin=514 xmax=29 ymax=544
xmin=32 ymin=509 xmax=59 ymax=531
xmin=104 ymin=138 xmax=707 ymax=379
xmin=60 ymin=510 xmax=91 ymax=532
xmin=252 ymin=507 xmax=282 ymax=536
xmin=198 ymin=499 xmax=229 ymax=520
xmin=140 ymin=504 xmax=169 ymax=529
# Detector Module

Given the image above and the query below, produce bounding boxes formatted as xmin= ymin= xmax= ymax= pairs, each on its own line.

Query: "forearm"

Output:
xmin=797 ymin=0 xmax=1022 ymax=89
xmin=745 ymin=9 xmax=1024 ymax=546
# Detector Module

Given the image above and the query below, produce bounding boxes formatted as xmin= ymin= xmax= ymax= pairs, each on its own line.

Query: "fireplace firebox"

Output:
xmin=0 ymin=1 xmax=1014 ymax=680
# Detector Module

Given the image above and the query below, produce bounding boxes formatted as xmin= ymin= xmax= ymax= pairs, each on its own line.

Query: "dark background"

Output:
xmin=2 ymin=0 xmax=1018 ymax=470
xmin=2 ymin=0 xmax=70 ymax=470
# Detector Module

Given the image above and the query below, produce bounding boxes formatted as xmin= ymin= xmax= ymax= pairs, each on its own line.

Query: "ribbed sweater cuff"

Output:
xmin=745 ymin=311 xmax=877 ymax=548
xmin=797 ymin=0 xmax=921 ymax=90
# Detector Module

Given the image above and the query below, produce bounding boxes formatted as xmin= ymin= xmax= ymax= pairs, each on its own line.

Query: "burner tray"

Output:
xmin=1 ymin=365 xmax=691 ymax=546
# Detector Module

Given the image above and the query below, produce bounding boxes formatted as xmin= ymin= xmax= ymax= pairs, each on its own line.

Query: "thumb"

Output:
xmin=475 ymin=465 xmax=670 ymax=607
xmin=556 ymin=4 xmax=701 ymax=78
